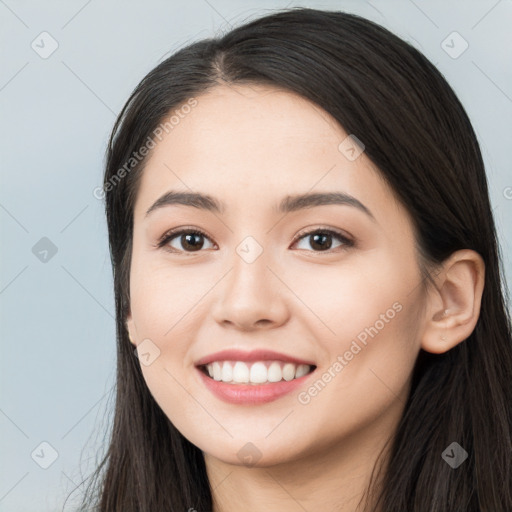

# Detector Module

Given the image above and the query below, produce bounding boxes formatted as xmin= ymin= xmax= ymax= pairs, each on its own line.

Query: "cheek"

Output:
xmin=128 ymin=264 xmax=194 ymax=408
xmin=129 ymin=254 xmax=205 ymax=334
xmin=129 ymin=262 xmax=204 ymax=423
xmin=293 ymin=301 xmax=420 ymax=448
xmin=286 ymin=253 xmax=411 ymax=341
xmin=297 ymin=251 xmax=421 ymax=396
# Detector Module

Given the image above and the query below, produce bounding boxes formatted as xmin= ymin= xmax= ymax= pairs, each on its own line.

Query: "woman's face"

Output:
xmin=126 ymin=84 xmax=428 ymax=467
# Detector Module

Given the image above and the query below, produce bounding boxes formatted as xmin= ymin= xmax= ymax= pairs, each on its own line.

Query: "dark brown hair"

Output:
xmin=75 ymin=7 xmax=512 ymax=511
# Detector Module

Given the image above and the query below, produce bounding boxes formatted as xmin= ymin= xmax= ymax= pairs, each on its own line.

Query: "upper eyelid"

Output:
xmin=157 ymin=226 xmax=214 ymax=247
xmin=294 ymin=226 xmax=351 ymax=241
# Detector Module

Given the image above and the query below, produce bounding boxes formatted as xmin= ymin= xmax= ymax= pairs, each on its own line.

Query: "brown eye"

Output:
xmin=309 ymin=232 xmax=333 ymax=251
xmin=176 ymin=232 xmax=206 ymax=251
xmin=159 ymin=229 xmax=215 ymax=253
xmin=293 ymin=229 xmax=354 ymax=252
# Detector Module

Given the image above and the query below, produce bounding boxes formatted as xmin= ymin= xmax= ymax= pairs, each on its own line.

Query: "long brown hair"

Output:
xmin=75 ymin=7 xmax=512 ymax=511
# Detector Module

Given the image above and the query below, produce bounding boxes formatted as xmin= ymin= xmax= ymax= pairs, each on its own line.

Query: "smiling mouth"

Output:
xmin=198 ymin=360 xmax=317 ymax=385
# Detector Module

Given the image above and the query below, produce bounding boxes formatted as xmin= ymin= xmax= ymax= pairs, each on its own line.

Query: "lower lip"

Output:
xmin=196 ymin=367 xmax=315 ymax=405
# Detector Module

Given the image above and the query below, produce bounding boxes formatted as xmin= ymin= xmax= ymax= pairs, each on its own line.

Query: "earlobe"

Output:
xmin=125 ymin=313 xmax=137 ymax=346
xmin=420 ymin=249 xmax=485 ymax=355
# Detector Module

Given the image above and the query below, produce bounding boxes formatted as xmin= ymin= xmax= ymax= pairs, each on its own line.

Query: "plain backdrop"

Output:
xmin=1 ymin=1 xmax=511 ymax=510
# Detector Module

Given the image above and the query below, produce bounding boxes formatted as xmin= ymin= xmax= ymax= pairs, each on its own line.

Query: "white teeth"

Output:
xmin=249 ymin=362 xmax=268 ymax=383
xmin=282 ymin=363 xmax=296 ymax=381
xmin=203 ymin=360 xmax=314 ymax=384
xmin=232 ymin=361 xmax=250 ymax=383
xmin=267 ymin=361 xmax=282 ymax=382
xmin=221 ymin=361 xmax=233 ymax=382
xmin=212 ymin=361 xmax=222 ymax=381
xmin=295 ymin=364 xmax=310 ymax=378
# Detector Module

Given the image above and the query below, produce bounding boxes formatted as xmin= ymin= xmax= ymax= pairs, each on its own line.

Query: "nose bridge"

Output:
xmin=227 ymin=235 xmax=273 ymax=301
xmin=211 ymin=234 xmax=288 ymax=329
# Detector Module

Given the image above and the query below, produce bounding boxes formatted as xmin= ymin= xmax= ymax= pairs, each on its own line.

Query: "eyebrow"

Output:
xmin=145 ymin=190 xmax=376 ymax=221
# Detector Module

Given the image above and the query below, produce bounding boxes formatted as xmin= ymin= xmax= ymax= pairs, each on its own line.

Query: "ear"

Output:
xmin=125 ymin=312 xmax=138 ymax=347
xmin=421 ymin=249 xmax=485 ymax=354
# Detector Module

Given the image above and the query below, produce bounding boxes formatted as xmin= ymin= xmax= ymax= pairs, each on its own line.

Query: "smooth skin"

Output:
xmin=126 ymin=84 xmax=485 ymax=512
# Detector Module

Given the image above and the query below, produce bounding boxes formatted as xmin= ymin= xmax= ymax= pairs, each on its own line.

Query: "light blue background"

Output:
xmin=1 ymin=1 xmax=511 ymax=510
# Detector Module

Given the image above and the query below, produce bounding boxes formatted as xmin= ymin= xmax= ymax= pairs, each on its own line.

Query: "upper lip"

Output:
xmin=195 ymin=349 xmax=316 ymax=367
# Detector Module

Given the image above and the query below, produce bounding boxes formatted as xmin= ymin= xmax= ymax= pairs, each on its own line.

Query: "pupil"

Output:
xmin=311 ymin=233 xmax=332 ymax=250
xmin=182 ymin=233 xmax=203 ymax=251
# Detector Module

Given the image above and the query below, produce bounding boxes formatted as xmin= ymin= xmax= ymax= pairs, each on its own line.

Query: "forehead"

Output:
xmin=133 ymin=84 xmax=405 ymax=227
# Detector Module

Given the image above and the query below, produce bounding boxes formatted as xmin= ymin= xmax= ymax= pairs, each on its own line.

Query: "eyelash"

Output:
xmin=156 ymin=226 xmax=355 ymax=255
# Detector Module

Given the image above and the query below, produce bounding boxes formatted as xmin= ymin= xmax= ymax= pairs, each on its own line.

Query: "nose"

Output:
xmin=211 ymin=248 xmax=290 ymax=331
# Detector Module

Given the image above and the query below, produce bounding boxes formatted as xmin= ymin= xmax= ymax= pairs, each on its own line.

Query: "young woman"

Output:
xmin=78 ymin=7 xmax=512 ymax=511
